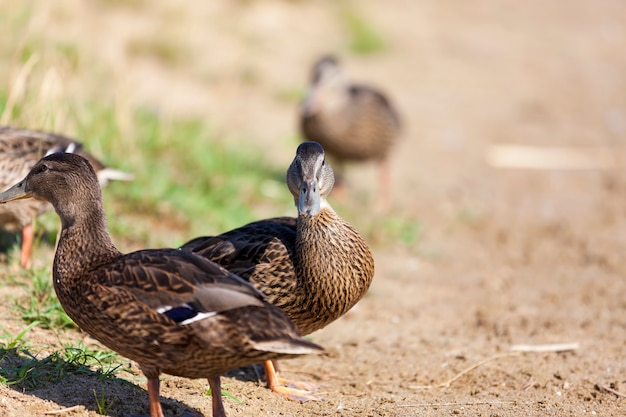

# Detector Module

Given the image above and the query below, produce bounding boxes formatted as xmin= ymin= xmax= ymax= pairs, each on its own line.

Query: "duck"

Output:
xmin=181 ymin=141 xmax=374 ymax=401
xmin=0 ymin=152 xmax=323 ymax=417
xmin=0 ymin=126 xmax=132 ymax=267
xmin=300 ymin=55 xmax=401 ymax=206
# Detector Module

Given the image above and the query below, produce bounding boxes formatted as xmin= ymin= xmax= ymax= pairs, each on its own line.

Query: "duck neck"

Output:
xmin=294 ymin=206 xmax=375 ymax=331
xmin=53 ymin=199 xmax=121 ymax=288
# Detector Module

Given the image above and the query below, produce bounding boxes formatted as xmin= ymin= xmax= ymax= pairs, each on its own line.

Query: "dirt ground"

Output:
xmin=1 ymin=0 xmax=625 ymax=416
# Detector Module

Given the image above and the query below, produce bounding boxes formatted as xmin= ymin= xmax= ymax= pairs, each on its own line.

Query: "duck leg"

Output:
xmin=263 ymin=359 xmax=320 ymax=402
xmin=208 ymin=377 xmax=226 ymax=417
xmin=147 ymin=378 xmax=165 ymax=417
xmin=20 ymin=223 xmax=34 ymax=267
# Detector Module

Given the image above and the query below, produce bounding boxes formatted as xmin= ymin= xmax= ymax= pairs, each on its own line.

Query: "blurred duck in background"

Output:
xmin=300 ymin=55 xmax=401 ymax=207
xmin=0 ymin=127 xmax=132 ymax=267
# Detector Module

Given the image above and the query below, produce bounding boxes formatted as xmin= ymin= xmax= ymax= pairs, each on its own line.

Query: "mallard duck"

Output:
xmin=181 ymin=141 xmax=374 ymax=401
xmin=0 ymin=152 xmax=323 ymax=417
xmin=0 ymin=127 xmax=132 ymax=267
xmin=300 ymin=55 xmax=401 ymax=204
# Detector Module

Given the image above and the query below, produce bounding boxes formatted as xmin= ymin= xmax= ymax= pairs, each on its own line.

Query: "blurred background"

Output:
xmin=1 ymin=0 xmax=625 ymax=254
xmin=1 ymin=1 xmax=626 ymax=415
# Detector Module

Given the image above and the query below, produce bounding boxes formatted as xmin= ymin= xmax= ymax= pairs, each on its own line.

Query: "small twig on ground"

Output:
xmin=409 ymin=344 xmax=579 ymax=391
xmin=521 ymin=375 xmax=536 ymax=391
xmin=408 ymin=384 xmax=434 ymax=390
xmin=437 ymin=352 xmax=521 ymax=388
xmin=44 ymin=405 xmax=82 ymax=415
xmin=397 ymin=400 xmax=516 ymax=407
xmin=408 ymin=352 xmax=521 ymax=390
xmin=510 ymin=342 xmax=579 ymax=353
xmin=599 ymin=385 xmax=626 ymax=399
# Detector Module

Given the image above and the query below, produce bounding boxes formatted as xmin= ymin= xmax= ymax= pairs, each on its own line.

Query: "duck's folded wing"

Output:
xmin=180 ymin=217 xmax=297 ymax=276
xmin=81 ymin=249 xmax=309 ymax=356
xmin=94 ymin=248 xmax=266 ymax=320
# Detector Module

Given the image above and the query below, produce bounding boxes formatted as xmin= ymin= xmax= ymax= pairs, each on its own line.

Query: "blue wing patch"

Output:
xmin=162 ymin=305 xmax=197 ymax=323
xmin=158 ymin=302 xmax=217 ymax=325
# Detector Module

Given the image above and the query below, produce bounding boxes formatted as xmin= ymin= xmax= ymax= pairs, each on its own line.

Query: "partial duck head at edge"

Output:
xmin=286 ymin=141 xmax=335 ymax=217
xmin=0 ymin=153 xmax=104 ymax=229
xmin=302 ymin=55 xmax=346 ymax=117
xmin=311 ymin=55 xmax=341 ymax=86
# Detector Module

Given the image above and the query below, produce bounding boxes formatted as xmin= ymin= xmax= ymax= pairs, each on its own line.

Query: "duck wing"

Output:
xmin=92 ymin=248 xmax=267 ymax=317
xmin=180 ymin=217 xmax=297 ymax=281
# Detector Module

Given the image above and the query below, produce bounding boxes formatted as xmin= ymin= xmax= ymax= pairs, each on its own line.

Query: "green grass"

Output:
xmin=0 ymin=320 xmax=128 ymax=390
xmin=206 ymin=383 xmax=243 ymax=404
xmin=92 ymin=0 xmax=147 ymax=9
xmin=94 ymin=389 xmax=114 ymax=415
xmin=71 ymin=104 xmax=292 ymax=247
xmin=0 ymin=3 xmax=295 ymax=248
xmin=0 ymin=94 xmax=294 ymax=251
xmin=0 ymin=321 xmax=131 ymax=392
xmin=0 ymin=321 xmax=39 ymax=350
xmin=0 ymin=342 xmax=128 ymax=389
xmin=126 ymin=36 xmax=186 ymax=66
xmin=11 ymin=267 xmax=75 ymax=330
xmin=360 ymin=215 xmax=422 ymax=249
xmin=340 ymin=4 xmax=387 ymax=55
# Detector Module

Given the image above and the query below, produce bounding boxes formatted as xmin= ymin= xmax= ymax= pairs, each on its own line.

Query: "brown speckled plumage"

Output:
xmin=300 ymin=56 xmax=400 ymax=199
xmin=0 ymin=153 xmax=322 ymax=417
xmin=0 ymin=126 xmax=131 ymax=266
xmin=181 ymin=142 xmax=374 ymax=400
xmin=182 ymin=142 xmax=375 ymax=336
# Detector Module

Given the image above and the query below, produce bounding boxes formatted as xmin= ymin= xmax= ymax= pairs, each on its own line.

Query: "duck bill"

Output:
xmin=0 ymin=180 xmax=32 ymax=203
xmin=298 ymin=179 xmax=321 ymax=216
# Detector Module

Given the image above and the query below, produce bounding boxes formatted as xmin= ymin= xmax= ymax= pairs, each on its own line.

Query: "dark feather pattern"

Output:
xmin=161 ymin=304 xmax=206 ymax=324
xmin=181 ymin=143 xmax=375 ymax=336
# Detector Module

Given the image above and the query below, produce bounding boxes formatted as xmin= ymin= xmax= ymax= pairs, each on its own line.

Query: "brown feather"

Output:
xmin=181 ymin=142 xmax=375 ymax=336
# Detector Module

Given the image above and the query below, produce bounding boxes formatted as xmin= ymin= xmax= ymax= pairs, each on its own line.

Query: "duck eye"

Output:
xmin=38 ymin=164 xmax=48 ymax=173
xmin=321 ymin=159 xmax=326 ymax=166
